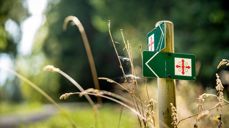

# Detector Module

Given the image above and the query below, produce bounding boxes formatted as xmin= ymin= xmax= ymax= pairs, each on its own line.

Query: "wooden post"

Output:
xmin=156 ymin=21 xmax=176 ymax=128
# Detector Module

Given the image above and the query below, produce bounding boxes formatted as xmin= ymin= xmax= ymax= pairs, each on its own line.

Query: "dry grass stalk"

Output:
xmin=98 ymin=77 xmax=129 ymax=91
xmin=59 ymin=90 xmax=146 ymax=121
xmin=146 ymin=99 xmax=156 ymax=127
xmin=177 ymin=69 xmax=229 ymax=126
xmin=0 ymin=66 xmax=77 ymax=127
xmin=197 ymin=93 xmax=208 ymax=112
xmin=216 ymin=114 xmax=223 ymax=128
xmin=108 ymin=21 xmax=126 ymax=81
xmin=2 ymin=66 xmax=59 ymax=109
xmin=44 ymin=65 xmax=96 ymax=108
xmin=215 ymin=73 xmax=224 ymax=112
xmin=170 ymin=103 xmax=178 ymax=128
xmin=60 ymin=92 xmax=73 ymax=100
xmin=117 ymin=107 xmax=124 ymax=128
xmin=44 ymin=64 xmax=100 ymax=128
xmin=79 ymin=88 xmax=133 ymax=106
xmin=193 ymin=123 xmax=198 ymax=128
xmin=63 ymin=16 xmax=101 ymax=103
xmin=139 ymin=44 xmax=151 ymax=101
xmin=107 ymin=23 xmax=145 ymax=127
xmin=196 ymin=110 xmax=209 ymax=121
xmin=120 ymin=30 xmax=137 ymax=85
xmin=177 ymin=96 xmax=229 ymax=126
xmin=217 ymin=59 xmax=229 ymax=69
xmin=43 ymin=65 xmax=59 ymax=72
xmin=120 ymin=29 xmax=145 ymax=127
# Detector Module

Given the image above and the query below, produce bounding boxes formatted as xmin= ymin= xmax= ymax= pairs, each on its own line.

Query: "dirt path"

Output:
xmin=0 ymin=105 xmax=57 ymax=128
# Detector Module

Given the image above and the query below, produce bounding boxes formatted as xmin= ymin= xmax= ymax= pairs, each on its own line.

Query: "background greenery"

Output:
xmin=0 ymin=0 xmax=228 ymax=102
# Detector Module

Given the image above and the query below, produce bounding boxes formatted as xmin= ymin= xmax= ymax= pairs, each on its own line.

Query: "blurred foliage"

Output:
xmin=0 ymin=0 xmax=228 ymax=102
xmin=34 ymin=0 xmax=229 ymax=100
xmin=16 ymin=54 xmax=60 ymax=102
xmin=88 ymin=0 xmax=229 ymax=87
xmin=0 ymin=0 xmax=27 ymax=102
xmin=0 ymin=0 xmax=27 ymax=54
xmin=39 ymin=0 xmax=121 ymax=97
xmin=171 ymin=0 xmax=229 ymax=86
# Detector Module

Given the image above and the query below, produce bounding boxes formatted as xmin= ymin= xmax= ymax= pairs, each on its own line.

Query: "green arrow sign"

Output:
xmin=143 ymin=51 xmax=196 ymax=80
xmin=143 ymin=51 xmax=166 ymax=78
xmin=147 ymin=22 xmax=166 ymax=52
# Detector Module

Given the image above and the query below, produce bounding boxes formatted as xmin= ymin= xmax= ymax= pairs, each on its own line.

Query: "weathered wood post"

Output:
xmin=143 ymin=20 xmax=195 ymax=127
xmin=156 ymin=21 xmax=176 ymax=128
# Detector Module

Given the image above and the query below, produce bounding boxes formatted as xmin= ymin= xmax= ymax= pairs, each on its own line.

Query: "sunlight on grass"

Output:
xmin=0 ymin=102 xmax=42 ymax=116
xmin=25 ymin=104 xmax=138 ymax=128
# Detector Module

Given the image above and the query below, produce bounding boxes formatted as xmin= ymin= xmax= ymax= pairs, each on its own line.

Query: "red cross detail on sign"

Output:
xmin=176 ymin=59 xmax=190 ymax=74
xmin=174 ymin=58 xmax=192 ymax=76
xmin=148 ymin=34 xmax=154 ymax=51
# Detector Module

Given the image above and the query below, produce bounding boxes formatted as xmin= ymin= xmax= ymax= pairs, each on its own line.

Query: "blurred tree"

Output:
xmin=38 ymin=0 xmax=121 ymax=98
xmin=171 ymin=0 xmax=229 ymax=87
xmin=0 ymin=0 xmax=27 ymax=54
xmin=0 ymin=0 xmax=27 ymax=102
xmin=89 ymin=0 xmax=229 ymax=87
xmin=34 ymin=0 xmax=229 ymax=101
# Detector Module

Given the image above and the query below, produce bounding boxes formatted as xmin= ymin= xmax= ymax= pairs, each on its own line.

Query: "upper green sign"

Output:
xmin=147 ymin=22 xmax=166 ymax=52
xmin=143 ymin=51 xmax=196 ymax=80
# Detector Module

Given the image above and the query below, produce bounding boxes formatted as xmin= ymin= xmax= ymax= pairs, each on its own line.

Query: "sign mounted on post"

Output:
xmin=143 ymin=51 xmax=166 ymax=78
xmin=174 ymin=58 xmax=192 ymax=76
xmin=147 ymin=22 xmax=166 ymax=52
xmin=143 ymin=21 xmax=197 ymax=127
xmin=143 ymin=51 xmax=196 ymax=80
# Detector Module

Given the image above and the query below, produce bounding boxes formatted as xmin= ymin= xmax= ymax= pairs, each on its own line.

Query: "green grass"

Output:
xmin=23 ymin=104 xmax=139 ymax=128
xmin=0 ymin=102 xmax=42 ymax=115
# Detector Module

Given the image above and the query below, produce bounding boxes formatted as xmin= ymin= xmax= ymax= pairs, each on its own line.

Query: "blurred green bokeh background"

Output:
xmin=0 ymin=1 xmax=229 ymax=127
xmin=0 ymin=0 xmax=228 ymax=106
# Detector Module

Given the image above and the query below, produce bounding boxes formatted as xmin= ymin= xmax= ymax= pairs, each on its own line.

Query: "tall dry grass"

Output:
xmin=1 ymin=16 xmax=229 ymax=128
xmin=63 ymin=16 xmax=101 ymax=104
xmin=0 ymin=65 xmax=77 ymax=127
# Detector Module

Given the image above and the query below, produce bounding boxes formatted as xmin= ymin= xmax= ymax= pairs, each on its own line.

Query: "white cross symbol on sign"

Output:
xmin=148 ymin=34 xmax=154 ymax=51
xmin=174 ymin=58 xmax=192 ymax=76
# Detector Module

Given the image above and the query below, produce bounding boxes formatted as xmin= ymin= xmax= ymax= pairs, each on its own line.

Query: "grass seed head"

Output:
xmin=59 ymin=93 xmax=72 ymax=100
xmin=217 ymin=59 xmax=229 ymax=69
xmin=43 ymin=65 xmax=59 ymax=72
xmin=215 ymin=73 xmax=224 ymax=112
xmin=170 ymin=103 xmax=178 ymax=128
xmin=197 ymin=93 xmax=208 ymax=112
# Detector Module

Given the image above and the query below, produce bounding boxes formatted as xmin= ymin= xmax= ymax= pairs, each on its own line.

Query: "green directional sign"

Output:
xmin=143 ymin=51 xmax=196 ymax=80
xmin=143 ymin=51 xmax=166 ymax=78
xmin=147 ymin=22 xmax=166 ymax=52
